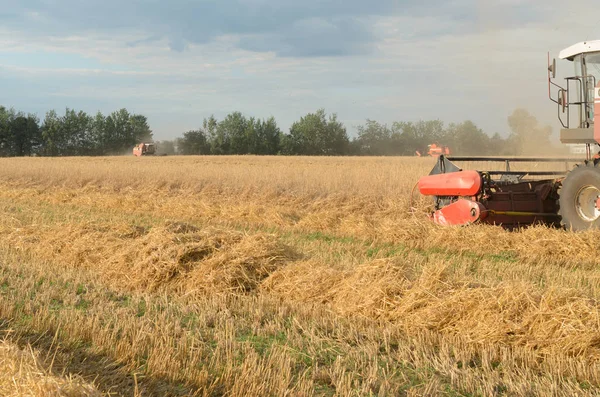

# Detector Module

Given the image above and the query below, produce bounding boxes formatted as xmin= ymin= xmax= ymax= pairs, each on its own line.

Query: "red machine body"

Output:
xmin=430 ymin=199 xmax=487 ymax=226
xmin=133 ymin=143 xmax=156 ymax=157
xmin=427 ymin=144 xmax=450 ymax=157
xmin=418 ymin=171 xmax=481 ymax=197
xmin=417 ymin=156 xmax=572 ymax=228
xmin=416 ymin=144 xmax=450 ymax=158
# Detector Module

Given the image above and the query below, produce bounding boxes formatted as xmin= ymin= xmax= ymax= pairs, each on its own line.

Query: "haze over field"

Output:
xmin=1 ymin=0 xmax=599 ymax=139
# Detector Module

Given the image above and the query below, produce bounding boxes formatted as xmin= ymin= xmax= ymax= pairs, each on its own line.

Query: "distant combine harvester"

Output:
xmin=416 ymin=144 xmax=451 ymax=158
xmin=133 ymin=143 xmax=156 ymax=157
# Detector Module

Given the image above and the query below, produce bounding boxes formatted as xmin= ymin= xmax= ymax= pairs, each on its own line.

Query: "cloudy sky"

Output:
xmin=1 ymin=0 xmax=599 ymax=139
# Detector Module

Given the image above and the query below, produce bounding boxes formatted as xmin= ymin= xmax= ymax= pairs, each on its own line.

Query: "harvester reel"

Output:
xmin=559 ymin=161 xmax=600 ymax=231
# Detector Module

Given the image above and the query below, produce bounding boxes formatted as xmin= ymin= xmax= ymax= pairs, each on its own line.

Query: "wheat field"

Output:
xmin=0 ymin=155 xmax=599 ymax=396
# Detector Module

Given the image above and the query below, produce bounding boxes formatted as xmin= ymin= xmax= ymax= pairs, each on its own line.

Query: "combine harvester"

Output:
xmin=416 ymin=144 xmax=451 ymax=158
xmin=418 ymin=40 xmax=600 ymax=231
xmin=133 ymin=142 xmax=156 ymax=157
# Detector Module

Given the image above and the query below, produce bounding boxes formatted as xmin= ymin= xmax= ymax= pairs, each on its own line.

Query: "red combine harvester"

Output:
xmin=133 ymin=143 xmax=156 ymax=157
xmin=416 ymin=144 xmax=451 ymax=157
xmin=418 ymin=40 xmax=600 ymax=231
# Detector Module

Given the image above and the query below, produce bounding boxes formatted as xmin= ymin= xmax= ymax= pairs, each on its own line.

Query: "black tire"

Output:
xmin=559 ymin=161 xmax=600 ymax=231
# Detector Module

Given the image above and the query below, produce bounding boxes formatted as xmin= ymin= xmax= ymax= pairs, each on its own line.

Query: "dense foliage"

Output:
xmin=169 ymin=108 xmax=554 ymax=156
xmin=0 ymin=106 xmax=152 ymax=156
xmin=0 ymin=105 xmax=553 ymax=156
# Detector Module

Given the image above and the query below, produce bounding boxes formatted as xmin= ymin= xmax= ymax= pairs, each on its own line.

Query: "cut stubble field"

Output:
xmin=0 ymin=155 xmax=599 ymax=396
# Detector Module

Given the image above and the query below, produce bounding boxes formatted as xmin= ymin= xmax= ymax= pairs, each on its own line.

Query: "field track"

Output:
xmin=1 ymin=156 xmax=599 ymax=396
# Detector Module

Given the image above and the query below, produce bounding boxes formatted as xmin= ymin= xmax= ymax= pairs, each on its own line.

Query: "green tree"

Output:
xmin=10 ymin=113 xmax=41 ymax=156
xmin=246 ymin=117 xmax=259 ymax=154
xmin=102 ymin=109 xmax=152 ymax=154
xmin=203 ymin=115 xmax=218 ymax=151
xmin=0 ymin=107 xmax=12 ymax=156
xmin=446 ymin=121 xmax=490 ymax=156
xmin=130 ymin=114 xmax=153 ymax=143
xmin=90 ymin=112 xmax=107 ymax=155
xmin=354 ymin=120 xmax=393 ymax=155
xmin=205 ymin=115 xmax=227 ymax=154
xmin=507 ymin=108 xmax=552 ymax=155
xmin=25 ymin=114 xmax=43 ymax=156
xmin=249 ymin=117 xmax=281 ymax=155
xmin=178 ymin=130 xmax=211 ymax=155
xmin=9 ymin=115 xmax=28 ymax=156
xmin=41 ymin=110 xmax=63 ymax=156
xmin=62 ymin=109 xmax=93 ymax=155
xmin=284 ymin=109 xmax=349 ymax=155
xmin=103 ymin=109 xmax=131 ymax=154
xmin=216 ymin=112 xmax=248 ymax=154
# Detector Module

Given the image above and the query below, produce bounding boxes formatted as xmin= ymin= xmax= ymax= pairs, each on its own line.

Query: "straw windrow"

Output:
xmin=0 ymin=339 xmax=100 ymax=396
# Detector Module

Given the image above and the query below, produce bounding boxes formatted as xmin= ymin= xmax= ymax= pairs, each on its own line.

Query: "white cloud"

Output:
xmin=1 ymin=0 xmax=599 ymax=140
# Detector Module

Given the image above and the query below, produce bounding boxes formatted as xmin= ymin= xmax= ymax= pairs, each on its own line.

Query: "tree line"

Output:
xmin=0 ymin=106 xmax=152 ymax=156
xmin=166 ymin=108 xmax=554 ymax=156
xmin=0 ymin=105 xmax=553 ymax=157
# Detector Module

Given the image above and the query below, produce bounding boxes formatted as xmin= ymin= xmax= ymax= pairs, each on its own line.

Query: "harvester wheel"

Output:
xmin=559 ymin=161 xmax=600 ymax=231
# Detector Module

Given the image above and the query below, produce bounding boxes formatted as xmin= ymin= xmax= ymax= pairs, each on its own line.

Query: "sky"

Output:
xmin=1 ymin=0 xmax=599 ymax=140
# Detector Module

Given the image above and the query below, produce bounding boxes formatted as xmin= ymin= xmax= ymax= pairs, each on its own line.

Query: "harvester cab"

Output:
xmin=549 ymin=40 xmax=600 ymax=150
xmin=417 ymin=40 xmax=600 ymax=231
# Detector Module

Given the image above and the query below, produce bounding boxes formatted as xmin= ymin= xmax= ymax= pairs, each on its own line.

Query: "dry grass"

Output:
xmin=0 ymin=338 xmax=100 ymax=396
xmin=0 ymin=155 xmax=599 ymax=396
xmin=0 ymin=156 xmax=427 ymax=197
xmin=3 ymin=221 xmax=293 ymax=294
xmin=4 ymin=217 xmax=599 ymax=360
